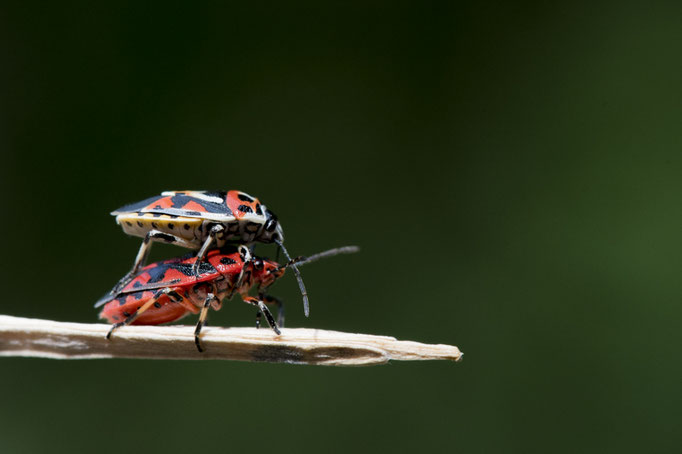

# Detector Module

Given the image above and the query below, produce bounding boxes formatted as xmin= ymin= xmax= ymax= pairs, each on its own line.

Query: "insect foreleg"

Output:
xmin=262 ymin=294 xmax=285 ymax=327
xmin=243 ymin=296 xmax=281 ymax=335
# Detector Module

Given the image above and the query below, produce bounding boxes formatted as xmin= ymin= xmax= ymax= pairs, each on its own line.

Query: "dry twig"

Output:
xmin=0 ymin=315 xmax=462 ymax=366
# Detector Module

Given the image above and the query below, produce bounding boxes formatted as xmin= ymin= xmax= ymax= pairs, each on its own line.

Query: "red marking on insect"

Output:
xmin=225 ymin=189 xmax=261 ymax=220
xmin=180 ymin=200 xmax=207 ymax=212
xmin=142 ymin=195 xmax=175 ymax=211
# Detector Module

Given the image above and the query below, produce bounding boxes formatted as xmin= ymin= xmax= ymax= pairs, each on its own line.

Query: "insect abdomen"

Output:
xmin=116 ymin=213 xmax=204 ymax=247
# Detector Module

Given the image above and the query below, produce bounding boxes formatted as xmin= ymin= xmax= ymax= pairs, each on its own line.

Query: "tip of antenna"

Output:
xmin=304 ymin=298 xmax=310 ymax=317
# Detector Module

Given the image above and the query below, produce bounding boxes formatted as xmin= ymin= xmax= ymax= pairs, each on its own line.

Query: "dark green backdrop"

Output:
xmin=1 ymin=2 xmax=681 ymax=453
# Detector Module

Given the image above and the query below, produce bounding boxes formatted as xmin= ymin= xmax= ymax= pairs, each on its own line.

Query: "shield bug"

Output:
xmin=97 ymin=190 xmax=310 ymax=316
xmin=99 ymin=245 xmax=359 ymax=352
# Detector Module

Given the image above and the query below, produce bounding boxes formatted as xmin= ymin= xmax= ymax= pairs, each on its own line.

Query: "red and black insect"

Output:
xmin=97 ymin=190 xmax=311 ymax=317
xmin=99 ymin=245 xmax=359 ymax=352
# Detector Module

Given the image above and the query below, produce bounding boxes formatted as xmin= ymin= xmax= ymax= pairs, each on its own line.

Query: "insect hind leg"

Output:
xmin=105 ymin=288 xmax=182 ymax=340
xmin=194 ymin=292 xmax=219 ymax=353
xmin=94 ymin=230 xmax=194 ymax=308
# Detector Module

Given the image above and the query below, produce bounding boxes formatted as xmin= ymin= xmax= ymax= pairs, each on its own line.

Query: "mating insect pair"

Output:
xmin=97 ymin=190 xmax=358 ymax=351
xmin=96 ymin=190 xmax=309 ymax=311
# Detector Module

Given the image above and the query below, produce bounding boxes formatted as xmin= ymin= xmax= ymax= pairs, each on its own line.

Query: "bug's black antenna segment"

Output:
xmin=275 ymin=239 xmax=309 ymax=317
xmin=295 ymin=246 xmax=360 ymax=267
xmin=275 ymin=246 xmax=360 ymax=271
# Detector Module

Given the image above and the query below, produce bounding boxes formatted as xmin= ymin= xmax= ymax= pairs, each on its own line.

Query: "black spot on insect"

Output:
xmin=220 ymin=257 xmax=237 ymax=265
xmin=153 ymin=302 xmax=162 ymax=308
xmin=196 ymin=262 xmax=217 ymax=275
xmin=122 ymin=311 xmax=131 ymax=317
xmin=152 ymin=213 xmax=162 ymax=218
xmin=145 ymin=261 xmax=215 ymax=284
xmin=168 ymin=223 xmax=174 ymax=230
xmin=238 ymin=204 xmax=253 ymax=214
xmin=152 ymin=222 xmax=158 ymax=229
xmin=134 ymin=293 xmax=142 ymax=300
xmin=125 ymin=221 xmax=133 ymax=227
xmin=132 ymin=281 xmax=143 ymax=289
xmin=184 ymin=224 xmax=190 ymax=230
xmin=255 ymin=204 xmax=263 ymax=215
xmin=117 ymin=298 xmax=125 ymax=306
xmin=238 ymin=193 xmax=254 ymax=203
xmin=137 ymin=221 xmax=143 ymax=227
xmin=153 ymin=205 xmax=163 ymax=210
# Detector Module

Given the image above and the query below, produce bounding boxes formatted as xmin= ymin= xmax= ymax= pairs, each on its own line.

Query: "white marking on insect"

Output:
xmin=161 ymin=191 xmax=225 ymax=205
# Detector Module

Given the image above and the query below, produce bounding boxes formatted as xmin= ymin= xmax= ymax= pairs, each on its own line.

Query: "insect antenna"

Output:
xmin=274 ymin=245 xmax=360 ymax=318
xmin=292 ymin=246 xmax=360 ymax=267
xmin=275 ymin=239 xmax=310 ymax=317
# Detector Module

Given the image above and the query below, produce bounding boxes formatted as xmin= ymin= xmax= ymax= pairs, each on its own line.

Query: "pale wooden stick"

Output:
xmin=0 ymin=315 xmax=462 ymax=366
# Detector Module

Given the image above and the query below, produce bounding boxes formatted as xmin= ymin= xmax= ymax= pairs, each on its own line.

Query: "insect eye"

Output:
xmin=264 ymin=210 xmax=278 ymax=232
xmin=265 ymin=219 xmax=278 ymax=232
xmin=253 ymin=258 xmax=263 ymax=270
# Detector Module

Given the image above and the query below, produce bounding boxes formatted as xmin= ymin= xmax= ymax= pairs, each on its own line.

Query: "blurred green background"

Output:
xmin=1 ymin=1 xmax=681 ymax=453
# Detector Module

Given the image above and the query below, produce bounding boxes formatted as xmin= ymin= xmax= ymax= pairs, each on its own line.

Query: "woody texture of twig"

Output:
xmin=0 ymin=315 xmax=462 ymax=366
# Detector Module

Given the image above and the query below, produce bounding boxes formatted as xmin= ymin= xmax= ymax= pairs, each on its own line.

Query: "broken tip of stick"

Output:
xmin=0 ymin=315 xmax=462 ymax=366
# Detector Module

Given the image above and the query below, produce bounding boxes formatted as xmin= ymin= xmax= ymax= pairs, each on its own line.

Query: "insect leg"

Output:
xmin=262 ymin=294 xmax=285 ymax=327
xmin=243 ymin=296 xmax=281 ymax=335
xmin=106 ymin=288 xmax=181 ymax=339
xmin=191 ymin=224 xmax=226 ymax=277
xmin=194 ymin=292 xmax=218 ymax=353
xmin=94 ymin=231 xmax=193 ymax=308
xmin=132 ymin=230 xmax=195 ymax=275
xmin=226 ymin=245 xmax=253 ymax=299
